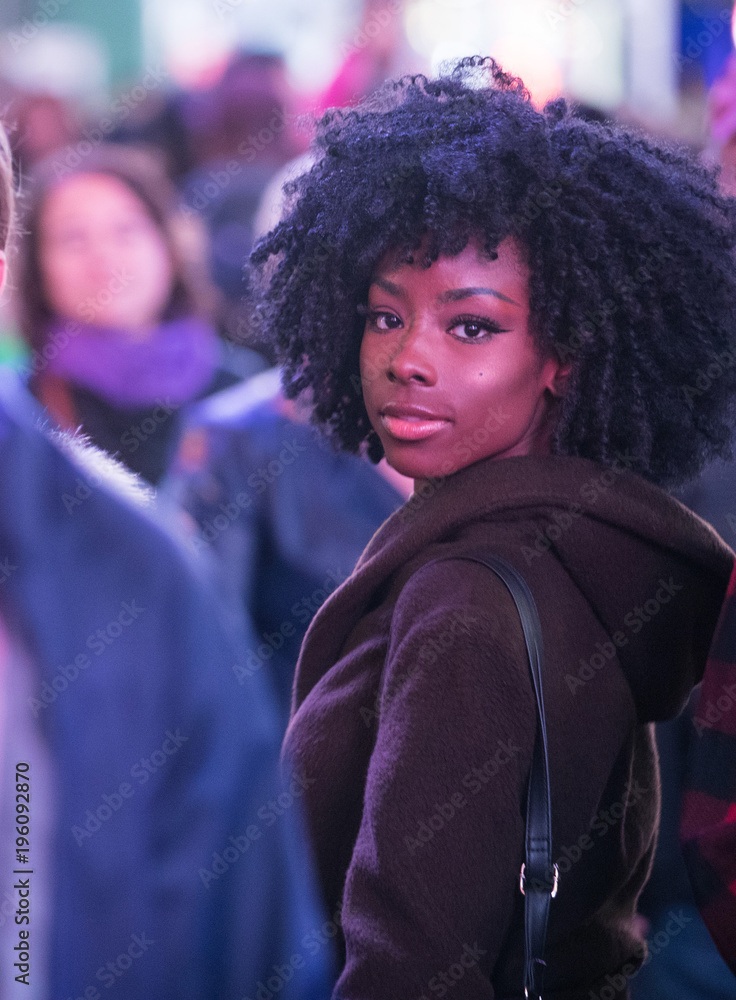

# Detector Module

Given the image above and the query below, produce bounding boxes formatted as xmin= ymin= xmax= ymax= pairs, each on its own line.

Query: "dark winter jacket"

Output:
xmin=284 ymin=452 xmax=733 ymax=1000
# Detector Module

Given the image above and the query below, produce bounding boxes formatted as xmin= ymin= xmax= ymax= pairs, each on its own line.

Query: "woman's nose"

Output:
xmin=86 ymin=234 xmax=118 ymax=268
xmin=387 ymin=325 xmax=437 ymax=385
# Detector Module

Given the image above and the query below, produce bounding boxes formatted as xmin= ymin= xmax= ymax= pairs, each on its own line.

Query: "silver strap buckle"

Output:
xmin=519 ymin=862 xmax=559 ymax=898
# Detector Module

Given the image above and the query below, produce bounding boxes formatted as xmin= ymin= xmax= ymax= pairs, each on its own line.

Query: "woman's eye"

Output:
xmin=366 ymin=311 xmax=402 ymax=331
xmin=53 ymin=231 xmax=87 ymax=251
xmin=449 ymin=317 xmax=507 ymax=341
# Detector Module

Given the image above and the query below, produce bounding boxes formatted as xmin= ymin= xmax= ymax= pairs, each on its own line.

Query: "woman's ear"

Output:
xmin=549 ymin=362 xmax=572 ymax=399
xmin=541 ymin=356 xmax=572 ymax=399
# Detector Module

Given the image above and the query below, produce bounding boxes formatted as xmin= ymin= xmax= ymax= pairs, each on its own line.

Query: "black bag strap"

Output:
xmin=423 ymin=551 xmax=557 ymax=999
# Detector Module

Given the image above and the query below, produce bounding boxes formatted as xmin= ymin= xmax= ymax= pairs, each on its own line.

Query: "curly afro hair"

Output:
xmin=248 ymin=56 xmax=736 ymax=488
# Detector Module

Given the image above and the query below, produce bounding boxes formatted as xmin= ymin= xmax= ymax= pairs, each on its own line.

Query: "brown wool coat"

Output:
xmin=283 ymin=454 xmax=733 ymax=1000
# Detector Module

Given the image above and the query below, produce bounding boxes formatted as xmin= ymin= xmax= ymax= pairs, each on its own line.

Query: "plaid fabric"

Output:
xmin=681 ymin=565 xmax=736 ymax=974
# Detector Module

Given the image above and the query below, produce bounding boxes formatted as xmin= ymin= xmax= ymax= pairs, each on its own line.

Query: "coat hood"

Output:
xmin=297 ymin=454 xmax=734 ymax=723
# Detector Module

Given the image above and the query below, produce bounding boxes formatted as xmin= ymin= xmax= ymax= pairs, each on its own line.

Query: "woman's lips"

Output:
xmin=379 ymin=412 xmax=451 ymax=441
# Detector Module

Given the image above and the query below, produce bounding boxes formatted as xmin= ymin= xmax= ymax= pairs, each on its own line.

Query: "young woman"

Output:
xmin=17 ymin=145 xmax=247 ymax=485
xmin=248 ymin=58 xmax=736 ymax=998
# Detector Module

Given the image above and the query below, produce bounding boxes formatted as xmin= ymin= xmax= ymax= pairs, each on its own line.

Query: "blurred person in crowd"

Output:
xmin=675 ymin=50 xmax=736 ymax=546
xmin=0 ymin=77 xmax=80 ymax=176
xmin=109 ymin=89 xmax=196 ymax=184
xmin=8 ymin=90 xmax=80 ymax=174
xmin=630 ymin=695 xmax=736 ymax=998
xmin=179 ymin=51 xmax=302 ymax=342
xmin=0 ymin=122 xmax=334 ymax=999
xmin=109 ymin=51 xmax=300 ymax=340
xmin=184 ymin=51 xmax=297 ymax=170
xmin=623 ymin=51 xmax=736 ymax=999
xmin=247 ymin=57 xmax=736 ymax=997
xmin=669 ymin=55 xmax=736 ymax=548
xmin=108 ymin=51 xmax=298 ymax=189
xmin=709 ymin=50 xmax=736 ymax=195
xmin=17 ymin=143 xmax=261 ymax=485
xmin=681 ymin=563 xmax=736 ymax=979
xmin=651 ymin=44 xmax=736 ymax=993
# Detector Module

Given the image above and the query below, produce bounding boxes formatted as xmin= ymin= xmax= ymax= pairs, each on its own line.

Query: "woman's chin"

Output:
xmin=383 ymin=452 xmax=457 ymax=483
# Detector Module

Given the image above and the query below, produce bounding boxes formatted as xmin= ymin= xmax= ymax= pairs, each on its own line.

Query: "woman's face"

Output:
xmin=359 ymin=237 xmax=567 ymax=484
xmin=38 ymin=173 xmax=175 ymax=335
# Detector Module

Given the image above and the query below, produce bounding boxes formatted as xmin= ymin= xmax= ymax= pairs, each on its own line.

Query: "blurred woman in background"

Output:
xmin=18 ymin=144 xmax=247 ymax=484
xmin=0 ymin=122 xmax=333 ymax=999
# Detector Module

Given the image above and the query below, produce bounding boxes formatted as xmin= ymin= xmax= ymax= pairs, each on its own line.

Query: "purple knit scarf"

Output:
xmin=43 ymin=316 xmax=220 ymax=409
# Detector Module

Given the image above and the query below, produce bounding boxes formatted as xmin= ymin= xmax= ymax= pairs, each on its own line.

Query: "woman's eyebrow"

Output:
xmin=438 ymin=286 xmax=520 ymax=305
xmin=370 ymin=277 xmax=404 ymax=297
